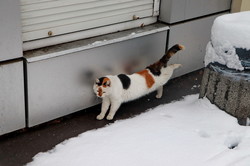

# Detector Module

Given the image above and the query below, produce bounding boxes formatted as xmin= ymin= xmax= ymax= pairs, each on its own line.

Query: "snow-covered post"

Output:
xmin=199 ymin=12 xmax=250 ymax=125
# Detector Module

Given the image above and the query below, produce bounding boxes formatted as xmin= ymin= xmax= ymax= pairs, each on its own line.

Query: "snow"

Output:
xmin=130 ymin=32 xmax=136 ymax=36
xmin=205 ymin=41 xmax=244 ymax=70
xmin=191 ymin=84 xmax=200 ymax=90
xmin=26 ymin=94 xmax=250 ymax=166
xmin=205 ymin=11 xmax=250 ymax=70
xmin=211 ymin=12 xmax=250 ymax=49
xmin=91 ymin=40 xmax=107 ymax=45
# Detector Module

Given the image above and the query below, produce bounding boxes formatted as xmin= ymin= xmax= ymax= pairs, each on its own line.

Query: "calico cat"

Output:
xmin=93 ymin=44 xmax=184 ymax=120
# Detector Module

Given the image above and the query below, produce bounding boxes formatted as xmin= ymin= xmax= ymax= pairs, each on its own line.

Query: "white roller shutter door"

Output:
xmin=20 ymin=0 xmax=159 ymax=45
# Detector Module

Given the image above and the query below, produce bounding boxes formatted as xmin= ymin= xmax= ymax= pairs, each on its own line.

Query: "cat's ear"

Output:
xmin=95 ymin=78 xmax=100 ymax=84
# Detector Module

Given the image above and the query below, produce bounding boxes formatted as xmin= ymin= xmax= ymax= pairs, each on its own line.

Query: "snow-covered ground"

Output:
xmin=26 ymin=94 xmax=250 ymax=166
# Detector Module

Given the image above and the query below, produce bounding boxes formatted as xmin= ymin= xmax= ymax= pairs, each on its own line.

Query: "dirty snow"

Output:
xmin=26 ymin=94 xmax=250 ymax=166
xmin=205 ymin=11 xmax=250 ymax=70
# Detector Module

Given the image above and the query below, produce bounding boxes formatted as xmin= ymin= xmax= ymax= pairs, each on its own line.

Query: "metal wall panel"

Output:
xmin=26 ymin=28 xmax=168 ymax=127
xmin=159 ymin=0 xmax=186 ymax=24
xmin=159 ymin=0 xmax=231 ymax=24
xmin=0 ymin=0 xmax=22 ymax=62
xmin=0 ymin=61 xmax=25 ymax=135
xmin=167 ymin=13 xmax=227 ymax=78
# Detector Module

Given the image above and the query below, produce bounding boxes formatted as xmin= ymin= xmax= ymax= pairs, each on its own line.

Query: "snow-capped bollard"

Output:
xmin=199 ymin=12 xmax=250 ymax=125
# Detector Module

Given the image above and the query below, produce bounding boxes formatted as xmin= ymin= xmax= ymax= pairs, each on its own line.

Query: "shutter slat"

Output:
xmin=22 ymin=4 xmax=152 ymax=27
xmin=21 ymin=0 xmax=100 ymax=5
xmin=20 ymin=0 xmax=55 ymax=5
xmin=21 ymin=0 xmax=152 ymax=19
xmin=23 ymin=10 xmax=153 ymax=41
xmin=21 ymin=0 xmax=137 ymax=12
xmin=21 ymin=0 xmax=157 ymax=42
xmin=22 ymin=2 xmax=152 ymax=25
xmin=22 ymin=6 xmax=152 ymax=32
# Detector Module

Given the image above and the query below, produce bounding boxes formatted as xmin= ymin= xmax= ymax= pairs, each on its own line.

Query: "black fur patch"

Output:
xmin=118 ymin=74 xmax=131 ymax=90
xmin=96 ymin=77 xmax=105 ymax=86
xmin=146 ymin=60 xmax=164 ymax=76
xmin=170 ymin=44 xmax=182 ymax=53
xmin=146 ymin=66 xmax=161 ymax=76
xmin=160 ymin=44 xmax=182 ymax=64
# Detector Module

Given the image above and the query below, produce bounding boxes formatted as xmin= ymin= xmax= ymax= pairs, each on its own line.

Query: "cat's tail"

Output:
xmin=160 ymin=44 xmax=185 ymax=64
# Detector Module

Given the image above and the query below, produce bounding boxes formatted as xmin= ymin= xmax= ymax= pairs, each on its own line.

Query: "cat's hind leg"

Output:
xmin=97 ymin=97 xmax=110 ymax=120
xmin=106 ymin=100 xmax=122 ymax=120
xmin=156 ymin=86 xmax=163 ymax=99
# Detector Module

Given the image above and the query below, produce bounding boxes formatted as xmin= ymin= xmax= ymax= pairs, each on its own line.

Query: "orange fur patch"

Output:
xmin=102 ymin=77 xmax=110 ymax=87
xmin=98 ymin=87 xmax=102 ymax=96
xmin=137 ymin=69 xmax=155 ymax=88
xmin=178 ymin=44 xmax=185 ymax=50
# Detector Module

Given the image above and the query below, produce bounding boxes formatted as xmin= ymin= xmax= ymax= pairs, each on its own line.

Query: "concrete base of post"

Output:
xmin=199 ymin=63 xmax=250 ymax=125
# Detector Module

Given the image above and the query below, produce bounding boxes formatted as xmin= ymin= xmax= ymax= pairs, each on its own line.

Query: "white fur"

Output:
xmin=93 ymin=64 xmax=181 ymax=120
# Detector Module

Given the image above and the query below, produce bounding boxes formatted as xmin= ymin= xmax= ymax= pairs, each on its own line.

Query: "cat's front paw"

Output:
xmin=96 ymin=114 xmax=105 ymax=120
xmin=106 ymin=114 xmax=114 ymax=120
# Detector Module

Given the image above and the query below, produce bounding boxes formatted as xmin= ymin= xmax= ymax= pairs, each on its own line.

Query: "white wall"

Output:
xmin=0 ymin=0 xmax=22 ymax=62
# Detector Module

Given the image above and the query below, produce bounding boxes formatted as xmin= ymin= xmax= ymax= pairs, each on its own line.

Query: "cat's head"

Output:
xmin=93 ymin=77 xmax=111 ymax=98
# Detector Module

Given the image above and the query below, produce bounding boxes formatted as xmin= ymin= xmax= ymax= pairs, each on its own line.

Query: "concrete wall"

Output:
xmin=231 ymin=0 xmax=250 ymax=13
xmin=241 ymin=0 xmax=250 ymax=11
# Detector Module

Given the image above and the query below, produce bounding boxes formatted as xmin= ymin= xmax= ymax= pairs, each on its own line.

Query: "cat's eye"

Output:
xmin=103 ymin=81 xmax=110 ymax=87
